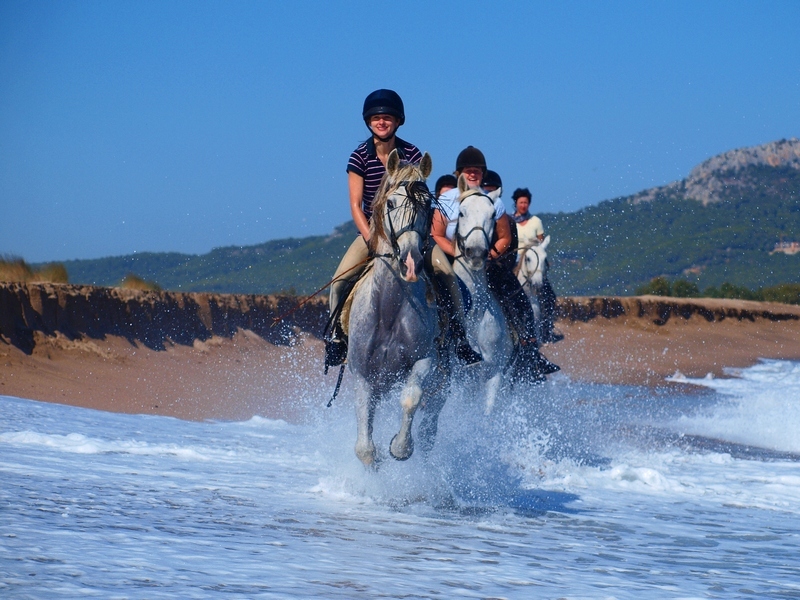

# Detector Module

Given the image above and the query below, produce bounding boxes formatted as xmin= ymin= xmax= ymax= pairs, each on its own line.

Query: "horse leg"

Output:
xmin=418 ymin=390 xmax=446 ymax=455
xmin=353 ymin=377 xmax=378 ymax=468
xmin=484 ymin=371 xmax=503 ymax=415
xmin=530 ymin=296 xmax=542 ymax=344
xmin=390 ymin=357 xmax=433 ymax=461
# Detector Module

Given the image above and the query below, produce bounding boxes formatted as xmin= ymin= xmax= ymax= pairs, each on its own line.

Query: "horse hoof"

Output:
xmin=389 ymin=435 xmax=413 ymax=461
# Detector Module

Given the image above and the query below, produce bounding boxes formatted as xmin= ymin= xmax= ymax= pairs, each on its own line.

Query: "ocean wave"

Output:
xmin=669 ymin=360 xmax=800 ymax=454
xmin=0 ymin=430 xmax=210 ymax=460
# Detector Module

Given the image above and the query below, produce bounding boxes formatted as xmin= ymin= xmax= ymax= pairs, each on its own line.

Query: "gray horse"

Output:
xmin=346 ymin=149 xmax=439 ymax=468
xmin=452 ymin=178 xmax=513 ymax=414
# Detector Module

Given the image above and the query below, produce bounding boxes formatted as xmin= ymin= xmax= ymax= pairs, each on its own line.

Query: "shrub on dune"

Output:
xmin=119 ymin=273 xmax=162 ymax=292
xmin=0 ymin=256 xmax=69 ymax=283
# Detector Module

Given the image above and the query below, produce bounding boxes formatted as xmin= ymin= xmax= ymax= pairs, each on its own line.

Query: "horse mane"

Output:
xmin=368 ymin=160 xmax=431 ymax=254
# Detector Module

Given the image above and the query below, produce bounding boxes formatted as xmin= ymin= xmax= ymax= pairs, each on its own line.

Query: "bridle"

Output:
xmin=518 ymin=245 xmax=543 ymax=292
xmin=378 ymin=180 xmax=433 ymax=263
xmin=454 ymin=189 xmax=495 ymax=261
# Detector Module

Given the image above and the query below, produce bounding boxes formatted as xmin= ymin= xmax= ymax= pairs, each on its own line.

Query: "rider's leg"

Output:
xmin=539 ymin=276 xmax=563 ymax=343
xmin=486 ymin=260 xmax=559 ymax=377
xmin=429 ymin=246 xmax=482 ymax=365
xmin=326 ymin=236 xmax=369 ymax=368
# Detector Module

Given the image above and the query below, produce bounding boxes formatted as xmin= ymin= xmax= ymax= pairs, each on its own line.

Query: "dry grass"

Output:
xmin=0 ymin=256 xmax=69 ymax=283
xmin=119 ymin=273 xmax=162 ymax=292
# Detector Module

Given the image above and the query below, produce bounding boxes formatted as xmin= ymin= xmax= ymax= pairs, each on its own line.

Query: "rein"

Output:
xmin=270 ymin=257 xmax=371 ymax=327
xmin=518 ymin=247 xmax=543 ymax=292
xmin=454 ymin=190 xmax=495 ymax=261
xmin=379 ymin=180 xmax=433 ymax=263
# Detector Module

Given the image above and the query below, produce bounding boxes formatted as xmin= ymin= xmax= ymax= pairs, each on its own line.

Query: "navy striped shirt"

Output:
xmin=347 ymin=137 xmax=423 ymax=219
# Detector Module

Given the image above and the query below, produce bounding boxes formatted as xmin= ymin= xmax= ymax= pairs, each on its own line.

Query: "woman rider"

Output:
xmin=325 ymin=90 xmax=480 ymax=369
xmin=431 ymin=146 xmax=559 ymax=379
xmin=512 ymin=188 xmax=545 ymax=250
xmin=512 ymin=187 xmax=562 ymax=344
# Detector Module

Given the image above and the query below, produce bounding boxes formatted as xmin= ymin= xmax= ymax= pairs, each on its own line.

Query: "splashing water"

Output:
xmin=2 ymin=360 xmax=800 ymax=597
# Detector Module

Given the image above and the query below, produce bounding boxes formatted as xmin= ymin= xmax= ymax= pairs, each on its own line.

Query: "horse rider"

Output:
xmin=482 ymin=170 xmax=519 ymax=274
xmin=325 ymin=89 xmax=481 ymax=369
xmin=431 ymin=146 xmax=559 ymax=379
xmin=434 ymin=174 xmax=457 ymax=199
xmin=512 ymin=187 xmax=563 ymax=344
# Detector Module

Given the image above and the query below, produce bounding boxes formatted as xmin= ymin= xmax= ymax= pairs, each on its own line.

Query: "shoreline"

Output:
xmin=2 ymin=283 xmax=800 ymax=421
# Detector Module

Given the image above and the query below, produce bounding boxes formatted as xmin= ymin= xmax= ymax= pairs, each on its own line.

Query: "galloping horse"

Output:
xmin=346 ymin=149 xmax=439 ymax=467
xmin=452 ymin=176 xmax=513 ymax=415
xmin=516 ymin=235 xmax=551 ymax=342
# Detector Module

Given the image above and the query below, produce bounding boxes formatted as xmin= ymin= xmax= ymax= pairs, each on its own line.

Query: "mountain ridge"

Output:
xmin=34 ymin=138 xmax=800 ymax=296
xmin=632 ymin=137 xmax=800 ymax=205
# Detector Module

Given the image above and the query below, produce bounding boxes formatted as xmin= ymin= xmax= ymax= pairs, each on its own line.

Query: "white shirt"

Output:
xmin=517 ymin=215 xmax=545 ymax=249
xmin=437 ymin=187 xmax=506 ymax=240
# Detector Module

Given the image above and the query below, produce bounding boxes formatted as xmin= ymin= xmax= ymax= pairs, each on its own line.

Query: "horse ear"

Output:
xmin=487 ymin=187 xmax=502 ymax=202
xmin=419 ymin=152 xmax=432 ymax=179
xmin=387 ymin=149 xmax=400 ymax=175
xmin=457 ymin=174 xmax=469 ymax=194
xmin=542 ymin=235 xmax=551 ymax=249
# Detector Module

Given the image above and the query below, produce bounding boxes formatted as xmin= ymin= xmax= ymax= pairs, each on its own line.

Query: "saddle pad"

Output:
xmin=340 ymin=270 xmax=438 ymax=337
xmin=339 ymin=275 xmax=366 ymax=337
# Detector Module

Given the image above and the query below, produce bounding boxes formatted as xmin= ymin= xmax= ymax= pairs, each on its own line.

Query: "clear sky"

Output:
xmin=2 ymin=0 xmax=798 ymax=262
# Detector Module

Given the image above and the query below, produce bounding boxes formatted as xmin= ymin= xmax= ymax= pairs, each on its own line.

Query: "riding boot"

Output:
xmin=518 ymin=338 xmax=559 ymax=381
xmin=324 ymin=323 xmax=348 ymax=373
xmin=451 ymin=319 xmax=482 ymax=366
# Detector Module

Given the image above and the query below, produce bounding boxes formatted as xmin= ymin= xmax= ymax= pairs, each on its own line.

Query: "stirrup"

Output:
xmin=324 ymin=339 xmax=348 ymax=372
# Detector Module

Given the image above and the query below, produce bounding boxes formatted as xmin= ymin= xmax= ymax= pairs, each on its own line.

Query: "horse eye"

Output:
xmin=459 ymin=211 xmax=465 ymax=218
xmin=387 ymin=200 xmax=395 ymax=210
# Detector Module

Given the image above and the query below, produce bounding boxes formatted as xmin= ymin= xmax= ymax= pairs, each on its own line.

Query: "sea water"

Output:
xmin=2 ymin=360 xmax=800 ymax=599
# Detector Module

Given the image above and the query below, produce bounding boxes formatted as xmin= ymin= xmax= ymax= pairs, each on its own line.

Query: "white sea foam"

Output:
xmin=0 ymin=430 xmax=209 ymax=459
xmin=670 ymin=359 xmax=800 ymax=453
xmin=2 ymin=363 xmax=800 ymax=598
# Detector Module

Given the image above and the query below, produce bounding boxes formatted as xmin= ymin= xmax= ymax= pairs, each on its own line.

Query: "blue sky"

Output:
xmin=2 ymin=0 xmax=798 ymax=262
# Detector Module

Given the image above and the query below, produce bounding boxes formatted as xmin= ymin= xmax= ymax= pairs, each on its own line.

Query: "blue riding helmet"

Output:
xmin=362 ymin=89 xmax=405 ymax=126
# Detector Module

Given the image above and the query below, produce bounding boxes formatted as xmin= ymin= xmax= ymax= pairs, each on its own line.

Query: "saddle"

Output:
xmin=330 ymin=260 xmax=441 ymax=341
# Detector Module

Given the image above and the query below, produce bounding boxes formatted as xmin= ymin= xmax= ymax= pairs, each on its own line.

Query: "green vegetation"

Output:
xmin=29 ymin=164 xmax=799 ymax=301
xmin=0 ymin=256 xmax=68 ymax=283
xmin=636 ymin=276 xmax=800 ymax=305
xmin=544 ymin=165 xmax=800 ymax=296
xmin=50 ymin=222 xmax=358 ymax=296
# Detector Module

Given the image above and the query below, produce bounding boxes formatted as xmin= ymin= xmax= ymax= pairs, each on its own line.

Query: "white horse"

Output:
xmin=452 ymin=178 xmax=513 ymax=415
xmin=346 ymin=150 xmax=440 ymax=468
xmin=516 ymin=235 xmax=550 ymax=341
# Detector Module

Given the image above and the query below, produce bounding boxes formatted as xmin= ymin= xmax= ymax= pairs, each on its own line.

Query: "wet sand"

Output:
xmin=2 ymin=295 xmax=800 ymax=422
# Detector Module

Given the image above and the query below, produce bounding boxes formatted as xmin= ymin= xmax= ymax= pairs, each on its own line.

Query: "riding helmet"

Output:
xmin=455 ymin=146 xmax=487 ymax=172
xmin=482 ymin=170 xmax=502 ymax=189
xmin=512 ymin=187 xmax=532 ymax=202
xmin=362 ymin=89 xmax=405 ymax=125
xmin=434 ymin=174 xmax=458 ymax=197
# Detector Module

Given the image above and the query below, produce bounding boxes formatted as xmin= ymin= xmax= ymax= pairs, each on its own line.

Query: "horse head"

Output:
xmin=369 ymin=149 xmax=433 ymax=282
xmin=519 ymin=234 xmax=550 ymax=290
xmin=454 ymin=174 xmax=500 ymax=271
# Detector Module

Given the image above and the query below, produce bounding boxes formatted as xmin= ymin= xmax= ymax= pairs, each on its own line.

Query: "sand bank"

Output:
xmin=2 ymin=283 xmax=799 ymax=421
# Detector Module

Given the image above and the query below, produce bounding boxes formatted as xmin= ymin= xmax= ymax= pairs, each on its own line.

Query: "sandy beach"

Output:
xmin=2 ymin=284 xmax=800 ymax=422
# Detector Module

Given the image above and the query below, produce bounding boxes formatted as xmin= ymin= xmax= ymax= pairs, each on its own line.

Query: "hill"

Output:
xmin=43 ymin=138 xmax=800 ymax=296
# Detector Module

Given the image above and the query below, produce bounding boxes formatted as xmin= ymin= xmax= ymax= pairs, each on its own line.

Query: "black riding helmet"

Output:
xmin=434 ymin=174 xmax=457 ymax=197
xmin=362 ymin=89 xmax=405 ymax=126
xmin=455 ymin=146 xmax=487 ymax=172
xmin=482 ymin=170 xmax=502 ymax=189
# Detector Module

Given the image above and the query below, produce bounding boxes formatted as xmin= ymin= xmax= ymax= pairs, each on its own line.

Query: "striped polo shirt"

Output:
xmin=347 ymin=136 xmax=423 ymax=220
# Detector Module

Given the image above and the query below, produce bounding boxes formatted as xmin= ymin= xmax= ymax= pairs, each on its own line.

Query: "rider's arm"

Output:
xmin=490 ymin=213 xmax=512 ymax=260
xmin=349 ymin=171 xmax=371 ymax=241
xmin=431 ymin=209 xmax=455 ymax=256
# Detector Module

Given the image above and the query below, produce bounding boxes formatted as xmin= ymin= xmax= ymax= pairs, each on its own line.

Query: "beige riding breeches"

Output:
xmin=329 ymin=236 xmax=370 ymax=317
